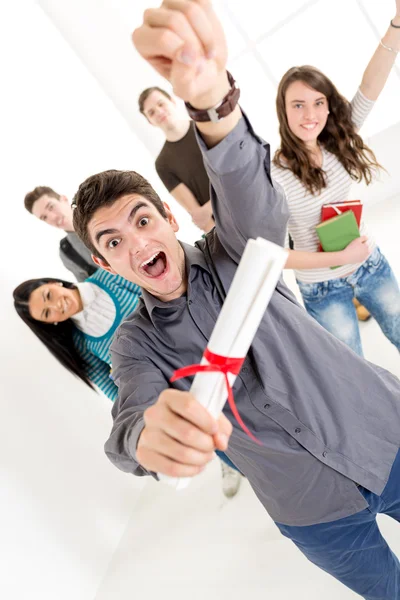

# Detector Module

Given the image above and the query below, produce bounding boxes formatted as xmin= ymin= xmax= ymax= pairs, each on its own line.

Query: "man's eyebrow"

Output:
xmin=95 ymin=201 xmax=148 ymax=245
xmin=128 ymin=202 xmax=147 ymax=223
xmin=145 ymin=101 xmax=161 ymax=113
xmin=39 ymin=201 xmax=52 ymax=220
xmin=95 ymin=227 xmax=118 ymax=245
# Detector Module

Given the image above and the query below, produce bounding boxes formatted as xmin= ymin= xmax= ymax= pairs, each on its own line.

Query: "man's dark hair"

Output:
xmin=24 ymin=186 xmax=60 ymax=214
xmin=138 ymin=87 xmax=172 ymax=115
xmin=72 ymin=170 xmax=167 ymax=261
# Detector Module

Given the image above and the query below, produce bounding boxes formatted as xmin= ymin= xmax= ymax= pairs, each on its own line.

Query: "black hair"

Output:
xmin=13 ymin=277 xmax=94 ymax=390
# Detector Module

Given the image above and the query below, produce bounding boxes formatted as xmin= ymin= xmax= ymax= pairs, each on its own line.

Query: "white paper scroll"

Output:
xmin=158 ymin=237 xmax=288 ymax=489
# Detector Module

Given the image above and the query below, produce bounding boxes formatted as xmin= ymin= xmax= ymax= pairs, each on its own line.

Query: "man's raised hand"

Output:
xmin=132 ymin=0 xmax=228 ymax=107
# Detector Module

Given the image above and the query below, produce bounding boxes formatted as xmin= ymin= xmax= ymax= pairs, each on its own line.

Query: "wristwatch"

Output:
xmin=185 ymin=71 xmax=240 ymax=123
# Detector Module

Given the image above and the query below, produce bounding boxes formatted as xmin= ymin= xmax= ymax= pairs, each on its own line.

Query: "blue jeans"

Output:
xmin=276 ymin=449 xmax=400 ymax=599
xmin=297 ymin=247 xmax=400 ymax=356
xmin=215 ymin=450 xmax=241 ymax=472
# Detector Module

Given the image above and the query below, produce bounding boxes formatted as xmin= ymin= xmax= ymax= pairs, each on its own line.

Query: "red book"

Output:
xmin=318 ymin=200 xmax=363 ymax=251
xmin=321 ymin=200 xmax=363 ymax=228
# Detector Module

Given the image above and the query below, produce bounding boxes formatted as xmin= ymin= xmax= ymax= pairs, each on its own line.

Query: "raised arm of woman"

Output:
xmin=359 ymin=2 xmax=400 ymax=101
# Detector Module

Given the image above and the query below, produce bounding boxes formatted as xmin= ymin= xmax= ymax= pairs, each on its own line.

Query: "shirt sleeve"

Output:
xmin=195 ymin=114 xmax=287 ymax=263
xmin=155 ymin=157 xmax=181 ymax=193
xmin=79 ymin=341 xmax=119 ymax=402
xmin=104 ymin=332 xmax=169 ymax=477
xmin=59 ymin=246 xmax=89 ymax=282
xmin=351 ymin=88 xmax=376 ymax=131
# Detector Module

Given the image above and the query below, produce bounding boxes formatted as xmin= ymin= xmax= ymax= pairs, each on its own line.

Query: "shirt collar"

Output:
xmin=140 ymin=241 xmax=210 ymax=322
xmin=74 ymin=282 xmax=97 ymax=312
xmin=70 ymin=282 xmax=98 ymax=329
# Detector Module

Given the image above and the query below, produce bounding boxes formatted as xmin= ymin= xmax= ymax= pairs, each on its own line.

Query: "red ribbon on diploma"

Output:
xmin=170 ymin=347 xmax=261 ymax=445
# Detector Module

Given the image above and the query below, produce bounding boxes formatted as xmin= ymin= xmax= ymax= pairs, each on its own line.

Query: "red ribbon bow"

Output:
xmin=170 ymin=347 xmax=261 ymax=444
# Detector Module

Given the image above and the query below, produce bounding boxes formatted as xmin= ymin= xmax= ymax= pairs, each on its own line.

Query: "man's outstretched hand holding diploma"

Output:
xmin=136 ymin=389 xmax=233 ymax=478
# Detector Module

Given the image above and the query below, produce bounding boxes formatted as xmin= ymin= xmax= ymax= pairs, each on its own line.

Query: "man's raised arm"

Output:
xmin=133 ymin=0 xmax=286 ymax=261
xmin=132 ymin=0 xmax=241 ymax=146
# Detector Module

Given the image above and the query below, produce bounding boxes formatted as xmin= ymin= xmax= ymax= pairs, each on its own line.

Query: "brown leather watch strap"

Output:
xmin=185 ymin=71 xmax=240 ymax=122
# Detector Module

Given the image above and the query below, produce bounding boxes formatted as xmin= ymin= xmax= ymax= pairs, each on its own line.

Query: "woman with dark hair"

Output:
xmin=13 ymin=270 xmax=141 ymax=401
xmin=271 ymin=3 xmax=400 ymax=357
xmin=13 ymin=270 xmax=242 ymax=494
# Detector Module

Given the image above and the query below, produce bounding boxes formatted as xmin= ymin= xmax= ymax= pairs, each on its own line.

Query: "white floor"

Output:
xmin=95 ymin=195 xmax=400 ymax=600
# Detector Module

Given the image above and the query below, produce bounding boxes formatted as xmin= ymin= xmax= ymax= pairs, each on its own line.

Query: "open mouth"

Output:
xmin=301 ymin=123 xmax=318 ymax=131
xmin=140 ymin=251 xmax=168 ymax=278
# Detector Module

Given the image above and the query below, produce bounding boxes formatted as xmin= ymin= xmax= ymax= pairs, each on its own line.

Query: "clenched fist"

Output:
xmin=132 ymin=0 xmax=229 ymax=108
xmin=137 ymin=388 xmax=233 ymax=477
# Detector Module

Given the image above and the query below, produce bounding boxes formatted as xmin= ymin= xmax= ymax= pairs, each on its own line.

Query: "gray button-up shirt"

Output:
xmin=60 ymin=231 xmax=96 ymax=282
xmin=107 ymin=114 xmax=400 ymax=526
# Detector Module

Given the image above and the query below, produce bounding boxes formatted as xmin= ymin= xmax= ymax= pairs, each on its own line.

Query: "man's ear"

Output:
xmin=163 ymin=203 xmax=179 ymax=233
xmin=59 ymin=195 xmax=69 ymax=203
xmin=91 ymin=254 xmax=117 ymax=274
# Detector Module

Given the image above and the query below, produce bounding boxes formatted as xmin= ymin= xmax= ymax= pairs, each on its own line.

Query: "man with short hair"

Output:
xmin=72 ymin=2 xmax=400 ymax=597
xmin=24 ymin=186 xmax=97 ymax=281
xmin=138 ymin=86 xmax=214 ymax=233
xmin=72 ymin=171 xmax=241 ymax=497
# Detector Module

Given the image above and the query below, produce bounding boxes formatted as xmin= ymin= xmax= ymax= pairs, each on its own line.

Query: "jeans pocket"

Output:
xmin=297 ymin=280 xmax=328 ymax=303
xmin=365 ymin=247 xmax=383 ymax=274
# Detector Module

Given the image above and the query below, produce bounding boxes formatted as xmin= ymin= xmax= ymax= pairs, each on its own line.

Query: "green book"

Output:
xmin=315 ymin=210 xmax=360 ymax=270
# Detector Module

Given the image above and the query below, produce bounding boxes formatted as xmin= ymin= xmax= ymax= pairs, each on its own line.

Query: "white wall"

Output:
xmin=37 ymin=0 xmax=173 ymax=157
xmin=0 ymin=3 xmax=198 ymax=600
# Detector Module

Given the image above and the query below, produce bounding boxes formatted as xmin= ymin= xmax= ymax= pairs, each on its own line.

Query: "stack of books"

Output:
xmin=316 ymin=200 xmax=363 ymax=269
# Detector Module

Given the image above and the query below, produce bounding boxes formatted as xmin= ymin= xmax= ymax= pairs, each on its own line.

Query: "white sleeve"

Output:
xmin=351 ymin=88 xmax=376 ymax=131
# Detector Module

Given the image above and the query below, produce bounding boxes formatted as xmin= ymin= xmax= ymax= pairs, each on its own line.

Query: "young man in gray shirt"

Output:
xmin=24 ymin=186 xmax=97 ymax=282
xmin=72 ymin=1 xmax=400 ymax=597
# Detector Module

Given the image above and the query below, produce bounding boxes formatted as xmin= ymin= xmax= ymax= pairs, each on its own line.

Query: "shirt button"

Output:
xmin=264 ymin=403 xmax=271 ymax=409
xmin=322 ymin=451 xmax=327 ymax=458
xmin=239 ymin=140 xmax=245 ymax=149
xmin=188 ymin=300 xmax=193 ymax=305
xmin=295 ymin=428 xmax=301 ymax=434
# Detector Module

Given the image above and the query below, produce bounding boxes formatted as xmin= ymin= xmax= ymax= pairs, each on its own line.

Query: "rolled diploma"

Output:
xmin=158 ymin=237 xmax=288 ymax=489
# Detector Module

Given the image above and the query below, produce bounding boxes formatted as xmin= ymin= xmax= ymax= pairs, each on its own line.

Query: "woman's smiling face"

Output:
xmin=29 ymin=282 xmax=83 ymax=323
xmin=285 ymin=80 xmax=329 ymax=146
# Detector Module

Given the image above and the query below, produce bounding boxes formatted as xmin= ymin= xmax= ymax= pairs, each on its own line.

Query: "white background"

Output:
xmin=1 ymin=1 xmax=400 ymax=599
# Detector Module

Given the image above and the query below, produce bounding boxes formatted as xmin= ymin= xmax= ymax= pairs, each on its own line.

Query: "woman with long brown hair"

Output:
xmin=272 ymin=3 xmax=400 ymax=357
